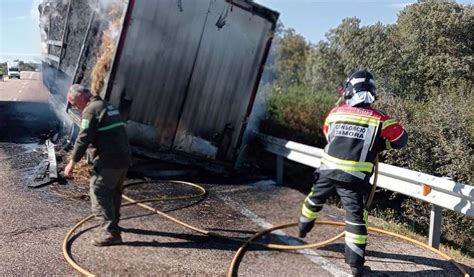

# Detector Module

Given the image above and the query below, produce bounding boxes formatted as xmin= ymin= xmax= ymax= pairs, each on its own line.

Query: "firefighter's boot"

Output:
xmin=298 ymin=216 xmax=315 ymax=238
xmin=351 ymin=266 xmax=364 ymax=277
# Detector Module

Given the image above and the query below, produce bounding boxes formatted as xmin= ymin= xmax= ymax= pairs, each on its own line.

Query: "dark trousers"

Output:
xmin=303 ymin=174 xmax=371 ymax=267
xmin=90 ymin=167 xmax=128 ymax=233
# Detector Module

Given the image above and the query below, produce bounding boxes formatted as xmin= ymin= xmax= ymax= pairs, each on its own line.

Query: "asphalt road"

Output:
xmin=0 ymin=71 xmax=58 ymax=143
xmin=0 ymin=71 xmax=46 ymax=102
xmin=0 ymin=72 xmax=472 ymax=276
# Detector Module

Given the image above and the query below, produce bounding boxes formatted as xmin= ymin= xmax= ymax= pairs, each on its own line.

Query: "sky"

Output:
xmin=0 ymin=0 xmax=472 ymax=62
xmin=0 ymin=0 xmax=42 ymax=62
xmin=256 ymin=0 xmax=473 ymax=43
xmin=256 ymin=0 xmax=411 ymax=42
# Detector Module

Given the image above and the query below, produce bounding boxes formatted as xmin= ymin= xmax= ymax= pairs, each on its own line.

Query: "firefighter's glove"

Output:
xmin=298 ymin=218 xmax=315 ymax=238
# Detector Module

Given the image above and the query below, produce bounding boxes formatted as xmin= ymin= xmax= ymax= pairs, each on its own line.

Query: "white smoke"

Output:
xmin=235 ymin=35 xmax=280 ymax=167
xmin=30 ymin=0 xmax=42 ymax=21
xmin=88 ymin=0 xmax=125 ymax=22
xmin=35 ymin=0 xmax=50 ymax=58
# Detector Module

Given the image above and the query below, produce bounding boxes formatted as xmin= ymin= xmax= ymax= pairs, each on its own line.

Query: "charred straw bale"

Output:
xmin=90 ymin=1 xmax=125 ymax=96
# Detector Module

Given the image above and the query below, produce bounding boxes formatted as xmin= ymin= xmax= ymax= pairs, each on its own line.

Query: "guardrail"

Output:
xmin=258 ymin=133 xmax=473 ymax=248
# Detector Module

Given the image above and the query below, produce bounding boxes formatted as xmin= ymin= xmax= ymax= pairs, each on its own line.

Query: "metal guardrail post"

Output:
xmin=428 ymin=204 xmax=442 ymax=249
xmin=276 ymin=156 xmax=284 ymax=185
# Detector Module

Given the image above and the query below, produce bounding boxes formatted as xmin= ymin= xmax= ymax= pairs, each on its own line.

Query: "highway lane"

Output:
xmin=0 ymin=71 xmax=58 ymax=142
xmin=0 ymin=71 xmax=46 ymax=102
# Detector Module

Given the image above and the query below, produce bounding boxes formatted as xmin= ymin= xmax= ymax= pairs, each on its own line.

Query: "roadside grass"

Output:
xmin=368 ymin=213 xmax=474 ymax=268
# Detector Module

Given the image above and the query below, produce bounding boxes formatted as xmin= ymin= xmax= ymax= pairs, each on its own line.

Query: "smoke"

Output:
xmin=37 ymin=2 xmax=70 ymax=119
xmin=243 ymin=36 xmax=280 ymax=137
xmin=31 ymin=0 xmax=41 ymax=21
xmin=236 ymin=35 xmax=280 ymax=167
xmin=36 ymin=1 xmax=49 ymax=58
xmin=88 ymin=0 xmax=124 ymax=20
xmin=41 ymin=62 xmax=74 ymax=131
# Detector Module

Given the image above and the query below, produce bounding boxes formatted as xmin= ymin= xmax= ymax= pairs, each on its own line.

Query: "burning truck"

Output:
xmin=39 ymin=0 xmax=278 ymax=168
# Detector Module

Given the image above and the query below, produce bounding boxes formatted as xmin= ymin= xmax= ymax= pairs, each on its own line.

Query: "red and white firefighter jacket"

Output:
xmin=320 ymin=104 xmax=408 ymax=183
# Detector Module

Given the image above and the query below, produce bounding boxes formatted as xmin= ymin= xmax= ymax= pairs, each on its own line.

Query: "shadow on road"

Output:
xmin=321 ymin=243 xmax=473 ymax=276
xmin=120 ymin=227 xmax=244 ymax=250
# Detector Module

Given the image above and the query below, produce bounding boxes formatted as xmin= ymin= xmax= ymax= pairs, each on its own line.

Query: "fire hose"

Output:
xmin=62 ymin=166 xmax=470 ymax=277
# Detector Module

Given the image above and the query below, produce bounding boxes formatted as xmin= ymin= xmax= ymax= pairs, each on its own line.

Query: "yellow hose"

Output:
xmin=367 ymin=157 xmax=379 ymax=208
xmin=226 ymin=221 xmax=470 ymax=277
xmin=62 ymin=214 xmax=95 ymax=276
xmin=62 ymin=179 xmax=469 ymax=277
xmin=226 ymin=158 xmax=467 ymax=276
xmin=227 ymin=221 xmax=345 ymax=277
xmin=62 ymin=180 xmax=207 ymax=277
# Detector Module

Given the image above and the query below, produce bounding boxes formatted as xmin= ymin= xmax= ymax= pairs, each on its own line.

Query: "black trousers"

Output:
xmin=303 ymin=174 xmax=371 ymax=267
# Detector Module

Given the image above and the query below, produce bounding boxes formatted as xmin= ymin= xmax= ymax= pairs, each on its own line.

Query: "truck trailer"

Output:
xmin=7 ymin=61 xmax=21 ymax=79
xmin=39 ymin=0 xmax=278 ymax=167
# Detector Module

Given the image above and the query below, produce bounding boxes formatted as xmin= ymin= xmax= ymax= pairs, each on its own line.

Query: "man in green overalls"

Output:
xmin=64 ymin=84 xmax=131 ymax=246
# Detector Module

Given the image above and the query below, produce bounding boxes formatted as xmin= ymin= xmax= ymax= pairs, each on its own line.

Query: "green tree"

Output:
xmin=324 ymin=18 xmax=402 ymax=94
xmin=0 ymin=63 xmax=6 ymax=75
xmin=304 ymin=41 xmax=345 ymax=92
xmin=275 ymin=28 xmax=310 ymax=87
xmin=391 ymin=0 xmax=473 ymax=99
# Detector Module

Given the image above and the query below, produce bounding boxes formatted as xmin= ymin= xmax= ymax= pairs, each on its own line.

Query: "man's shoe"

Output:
xmin=351 ymin=266 xmax=364 ymax=277
xmin=92 ymin=232 xmax=122 ymax=247
xmin=298 ymin=218 xmax=315 ymax=238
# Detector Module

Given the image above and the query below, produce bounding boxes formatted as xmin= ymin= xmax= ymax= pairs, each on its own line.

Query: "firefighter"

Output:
xmin=297 ymin=69 xmax=408 ymax=276
xmin=64 ymin=84 xmax=131 ymax=246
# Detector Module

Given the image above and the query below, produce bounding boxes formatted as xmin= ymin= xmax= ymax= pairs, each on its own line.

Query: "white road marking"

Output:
xmin=217 ymin=194 xmax=350 ymax=277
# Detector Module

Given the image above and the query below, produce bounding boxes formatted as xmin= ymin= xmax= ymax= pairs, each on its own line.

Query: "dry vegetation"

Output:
xmin=90 ymin=1 xmax=124 ymax=96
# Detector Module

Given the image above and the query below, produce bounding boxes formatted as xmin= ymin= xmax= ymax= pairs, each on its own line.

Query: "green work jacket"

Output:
xmin=72 ymin=96 xmax=131 ymax=168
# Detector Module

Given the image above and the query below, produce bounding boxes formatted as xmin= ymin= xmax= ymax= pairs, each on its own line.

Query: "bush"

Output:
xmin=255 ymin=85 xmax=337 ymax=191
xmin=0 ymin=63 xmax=6 ymax=75
xmin=376 ymin=85 xmax=473 ymax=184
xmin=260 ymin=84 xmax=338 ymax=147
xmin=373 ymin=85 xmax=473 ymax=255
xmin=402 ymin=198 xmax=474 ymax=255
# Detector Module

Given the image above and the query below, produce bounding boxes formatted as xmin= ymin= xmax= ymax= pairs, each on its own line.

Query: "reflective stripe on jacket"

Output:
xmin=72 ymin=96 xmax=131 ymax=168
xmin=320 ymin=104 xmax=407 ymax=183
